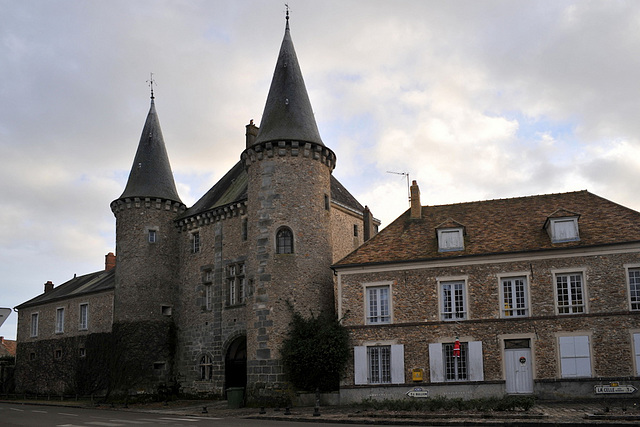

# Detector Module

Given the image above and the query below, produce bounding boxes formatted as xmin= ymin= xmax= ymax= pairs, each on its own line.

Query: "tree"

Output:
xmin=280 ymin=310 xmax=350 ymax=392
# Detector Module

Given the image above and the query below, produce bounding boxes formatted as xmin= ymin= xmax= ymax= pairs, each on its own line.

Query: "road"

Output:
xmin=0 ymin=402 xmax=421 ymax=427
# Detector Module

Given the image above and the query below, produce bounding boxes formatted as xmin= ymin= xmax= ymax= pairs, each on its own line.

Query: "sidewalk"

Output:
xmin=3 ymin=397 xmax=640 ymax=425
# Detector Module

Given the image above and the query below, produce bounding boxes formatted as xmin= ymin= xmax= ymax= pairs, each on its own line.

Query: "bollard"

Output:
xmin=284 ymin=407 xmax=291 ymax=415
xmin=202 ymin=406 xmax=208 ymax=414
xmin=259 ymin=407 xmax=266 ymax=414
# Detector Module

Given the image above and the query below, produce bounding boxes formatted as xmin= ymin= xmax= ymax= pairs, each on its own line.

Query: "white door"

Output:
xmin=505 ymin=348 xmax=533 ymax=394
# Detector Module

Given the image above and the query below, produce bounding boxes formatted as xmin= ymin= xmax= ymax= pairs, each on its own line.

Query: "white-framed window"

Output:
xmin=429 ymin=341 xmax=484 ymax=382
xmin=55 ymin=308 xmax=65 ymax=333
xmin=199 ymin=354 xmax=213 ymax=381
xmin=558 ymin=335 xmax=591 ymax=378
xmin=354 ymin=344 xmax=404 ymax=385
xmin=437 ymin=228 xmax=464 ymax=252
xmin=440 ymin=280 xmax=467 ymax=320
xmin=79 ymin=303 xmax=88 ymax=330
xmin=276 ymin=227 xmax=293 ymax=254
xmin=148 ymin=229 xmax=157 ymax=243
xmin=547 ymin=217 xmax=580 ymax=243
xmin=555 ymin=272 xmax=586 ymax=314
xmin=30 ymin=313 xmax=39 ymax=337
xmin=501 ymin=276 xmax=529 ymax=317
xmin=227 ymin=263 xmax=245 ymax=306
xmin=192 ymin=231 xmax=201 ymax=253
xmin=366 ymin=285 xmax=390 ymax=324
xmin=627 ymin=267 xmax=640 ymax=311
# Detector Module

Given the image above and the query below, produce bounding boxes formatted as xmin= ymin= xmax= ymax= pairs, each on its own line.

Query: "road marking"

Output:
xmin=108 ymin=420 xmax=151 ymax=424
xmin=56 ymin=424 xmax=84 ymax=427
xmin=158 ymin=417 xmax=201 ymax=422
xmin=9 ymin=407 xmax=24 ymax=411
xmin=31 ymin=410 xmax=47 ymax=413
xmin=59 ymin=412 xmax=80 ymax=416
xmin=85 ymin=422 xmax=125 ymax=426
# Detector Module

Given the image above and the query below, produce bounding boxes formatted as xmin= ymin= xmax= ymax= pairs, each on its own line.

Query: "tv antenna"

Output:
xmin=387 ymin=171 xmax=410 ymax=205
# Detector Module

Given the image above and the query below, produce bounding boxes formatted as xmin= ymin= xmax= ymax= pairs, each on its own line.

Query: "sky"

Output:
xmin=2 ymin=0 xmax=640 ymax=340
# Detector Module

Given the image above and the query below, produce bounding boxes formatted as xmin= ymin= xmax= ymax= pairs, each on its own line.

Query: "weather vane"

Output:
xmin=147 ymin=72 xmax=156 ymax=99
xmin=285 ymin=3 xmax=289 ymax=20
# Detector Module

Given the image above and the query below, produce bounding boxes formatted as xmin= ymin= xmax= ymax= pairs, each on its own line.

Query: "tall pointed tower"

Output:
xmin=110 ymin=89 xmax=185 ymax=391
xmin=241 ymin=13 xmax=337 ymax=399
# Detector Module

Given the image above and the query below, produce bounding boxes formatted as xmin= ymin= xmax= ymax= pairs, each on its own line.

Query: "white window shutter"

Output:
xmin=390 ymin=344 xmax=405 ymax=384
xmin=354 ymin=346 xmax=368 ymax=385
xmin=429 ymin=343 xmax=444 ymax=382
xmin=468 ymin=341 xmax=484 ymax=381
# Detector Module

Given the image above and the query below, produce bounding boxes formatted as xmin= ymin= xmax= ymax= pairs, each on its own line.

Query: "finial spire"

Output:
xmin=285 ymin=3 xmax=290 ymax=30
xmin=147 ymin=72 xmax=156 ymax=99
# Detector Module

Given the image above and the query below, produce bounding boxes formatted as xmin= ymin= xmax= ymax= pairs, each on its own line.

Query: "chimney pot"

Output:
xmin=44 ymin=281 xmax=54 ymax=293
xmin=246 ymin=120 xmax=259 ymax=149
xmin=105 ymin=252 xmax=116 ymax=271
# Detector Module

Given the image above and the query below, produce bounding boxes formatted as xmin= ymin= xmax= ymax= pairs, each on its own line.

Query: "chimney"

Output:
xmin=410 ymin=180 xmax=422 ymax=219
xmin=246 ymin=119 xmax=258 ymax=148
xmin=363 ymin=206 xmax=374 ymax=241
xmin=44 ymin=281 xmax=54 ymax=293
xmin=105 ymin=252 xmax=116 ymax=271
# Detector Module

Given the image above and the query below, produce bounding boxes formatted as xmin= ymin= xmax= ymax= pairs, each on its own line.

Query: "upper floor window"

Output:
xmin=437 ymin=228 xmax=464 ymax=252
xmin=79 ymin=303 xmax=88 ymax=330
xmin=276 ymin=227 xmax=293 ymax=254
xmin=242 ymin=217 xmax=248 ymax=241
xmin=440 ymin=280 xmax=466 ymax=320
xmin=559 ymin=335 xmax=591 ymax=378
xmin=366 ymin=285 xmax=390 ymax=324
xmin=148 ymin=229 xmax=157 ymax=243
xmin=501 ymin=276 xmax=529 ymax=317
xmin=628 ymin=267 xmax=640 ymax=311
xmin=546 ymin=216 xmax=580 ymax=243
xmin=227 ymin=263 xmax=246 ymax=306
xmin=55 ymin=308 xmax=65 ymax=333
xmin=30 ymin=313 xmax=39 ymax=337
xmin=555 ymin=272 xmax=585 ymax=314
xmin=192 ymin=231 xmax=201 ymax=253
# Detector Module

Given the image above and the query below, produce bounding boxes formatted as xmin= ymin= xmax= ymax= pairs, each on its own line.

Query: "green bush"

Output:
xmin=356 ymin=395 xmax=536 ymax=412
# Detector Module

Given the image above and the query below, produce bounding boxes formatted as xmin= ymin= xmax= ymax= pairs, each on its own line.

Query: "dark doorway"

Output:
xmin=225 ymin=336 xmax=247 ymax=389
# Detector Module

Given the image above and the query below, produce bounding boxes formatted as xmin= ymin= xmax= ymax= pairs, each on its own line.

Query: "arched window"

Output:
xmin=199 ymin=354 xmax=213 ymax=381
xmin=276 ymin=227 xmax=293 ymax=254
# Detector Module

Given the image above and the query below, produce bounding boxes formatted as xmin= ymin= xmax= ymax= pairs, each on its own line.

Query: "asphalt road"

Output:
xmin=0 ymin=402 xmax=420 ymax=427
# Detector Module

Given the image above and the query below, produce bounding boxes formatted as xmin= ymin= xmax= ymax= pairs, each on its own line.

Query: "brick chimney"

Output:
xmin=105 ymin=252 xmax=116 ymax=271
xmin=246 ymin=119 xmax=258 ymax=149
xmin=410 ymin=180 xmax=422 ymax=219
xmin=44 ymin=281 xmax=54 ymax=293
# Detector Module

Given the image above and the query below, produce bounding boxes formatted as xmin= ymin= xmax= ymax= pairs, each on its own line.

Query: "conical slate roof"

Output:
xmin=118 ymin=98 xmax=182 ymax=202
xmin=253 ymin=16 xmax=324 ymax=146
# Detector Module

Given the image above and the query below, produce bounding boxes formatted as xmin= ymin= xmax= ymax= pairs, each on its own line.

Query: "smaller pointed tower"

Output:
xmin=110 ymin=83 xmax=185 ymax=392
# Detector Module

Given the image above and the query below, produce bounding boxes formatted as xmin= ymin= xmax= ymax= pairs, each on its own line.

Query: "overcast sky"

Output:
xmin=2 ymin=0 xmax=640 ymax=340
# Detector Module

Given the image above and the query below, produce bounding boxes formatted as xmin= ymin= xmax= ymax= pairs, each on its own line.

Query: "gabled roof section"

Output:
xmin=435 ymin=218 xmax=466 ymax=230
xmin=334 ymin=190 xmax=640 ymax=267
xmin=253 ymin=15 xmax=324 ymax=147
xmin=118 ymin=98 xmax=182 ymax=203
xmin=15 ymin=269 xmax=115 ymax=310
xmin=179 ymin=161 xmax=248 ymax=220
xmin=331 ymin=176 xmax=365 ymax=213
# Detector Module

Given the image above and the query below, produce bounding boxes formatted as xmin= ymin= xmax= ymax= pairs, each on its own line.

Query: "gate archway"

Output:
xmin=225 ymin=335 xmax=247 ymax=389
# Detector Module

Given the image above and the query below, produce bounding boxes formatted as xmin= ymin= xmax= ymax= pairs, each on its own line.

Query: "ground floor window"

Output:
xmin=200 ymin=354 xmax=213 ymax=381
xmin=558 ymin=335 xmax=591 ymax=378
xmin=429 ymin=341 xmax=484 ymax=382
xmin=354 ymin=344 xmax=404 ymax=385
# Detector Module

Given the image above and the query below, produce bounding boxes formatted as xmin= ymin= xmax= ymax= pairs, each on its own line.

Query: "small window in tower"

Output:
xmin=79 ymin=347 xmax=86 ymax=358
xmin=54 ymin=349 xmax=62 ymax=359
xmin=325 ymin=194 xmax=330 ymax=211
xmin=354 ymin=224 xmax=359 ymax=237
xmin=148 ymin=229 xmax=157 ymax=243
xmin=276 ymin=227 xmax=294 ymax=254
xmin=192 ymin=231 xmax=201 ymax=253
xmin=161 ymin=305 xmax=172 ymax=316
xmin=242 ymin=217 xmax=248 ymax=241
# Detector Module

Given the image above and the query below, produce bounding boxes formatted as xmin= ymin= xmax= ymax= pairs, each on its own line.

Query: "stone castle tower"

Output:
xmin=241 ymin=14 xmax=337 ymax=397
xmin=110 ymin=91 xmax=186 ymax=391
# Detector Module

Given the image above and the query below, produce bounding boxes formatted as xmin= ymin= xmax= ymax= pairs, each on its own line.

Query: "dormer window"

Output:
xmin=437 ymin=228 xmax=464 ymax=252
xmin=546 ymin=216 xmax=580 ymax=243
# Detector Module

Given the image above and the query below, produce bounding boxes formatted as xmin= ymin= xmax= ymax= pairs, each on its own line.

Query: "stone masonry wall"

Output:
xmin=339 ymin=250 xmax=640 ymax=386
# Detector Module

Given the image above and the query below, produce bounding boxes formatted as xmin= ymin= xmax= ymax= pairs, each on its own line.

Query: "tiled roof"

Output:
xmin=15 ymin=268 xmax=115 ymax=310
xmin=0 ymin=338 xmax=16 ymax=357
xmin=334 ymin=190 xmax=640 ymax=267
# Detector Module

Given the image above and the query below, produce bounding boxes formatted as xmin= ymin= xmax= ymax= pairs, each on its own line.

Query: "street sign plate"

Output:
xmin=594 ymin=385 xmax=637 ymax=394
xmin=406 ymin=387 xmax=429 ymax=398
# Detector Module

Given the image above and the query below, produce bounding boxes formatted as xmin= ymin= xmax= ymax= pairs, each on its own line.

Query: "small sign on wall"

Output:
xmin=594 ymin=383 xmax=637 ymax=394
xmin=406 ymin=387 xmax=429 ymax=398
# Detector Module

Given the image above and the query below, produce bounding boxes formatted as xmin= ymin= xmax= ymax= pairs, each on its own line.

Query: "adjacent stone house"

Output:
xmin=333 ymin=180 xmax=640 ymax=402
xmin=14 ymin=15 xmax=378 ymax=399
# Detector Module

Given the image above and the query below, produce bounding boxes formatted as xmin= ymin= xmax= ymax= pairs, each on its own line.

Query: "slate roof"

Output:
xmin=118 ymin=98 xmax=182 ymax=203
xmin=15 ymin=269 xmax=115 ymax=310
xmin=334 ymin=190 xmax=640 ymax=268
xmin=253 ymin=16 xmax=324 ymax=147
xmin=179 ymin=160 xmax=365 ymax=220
